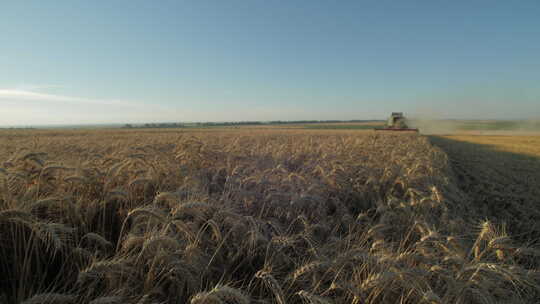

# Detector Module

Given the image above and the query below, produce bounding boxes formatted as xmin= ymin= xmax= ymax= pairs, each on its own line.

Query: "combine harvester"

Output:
xmin=375 ymin=112 xmax=419 ymax=132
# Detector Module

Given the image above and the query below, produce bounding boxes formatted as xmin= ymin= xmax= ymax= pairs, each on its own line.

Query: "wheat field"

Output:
xmin=1 ymin=129 xmax=539 ymax=304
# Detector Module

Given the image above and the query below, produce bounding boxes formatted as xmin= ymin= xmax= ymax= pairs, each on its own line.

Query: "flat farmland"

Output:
xmin=430 ymin=135 xmax=540 ymax=240
xmin=436 ymin=134 xmax=540 ymax=158
xmin=1 ymin=128 xmax=540 ymax=303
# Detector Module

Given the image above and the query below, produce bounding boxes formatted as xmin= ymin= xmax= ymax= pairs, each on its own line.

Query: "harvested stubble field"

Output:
xmin=1 ymin=129 xmax=540 ymax=304
xmin=430 ymin=135 xmax=540 ymax=241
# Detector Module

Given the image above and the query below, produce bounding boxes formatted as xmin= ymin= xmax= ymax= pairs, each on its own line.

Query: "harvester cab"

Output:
xmin=375 ymin=112 xmax=418 ymax=132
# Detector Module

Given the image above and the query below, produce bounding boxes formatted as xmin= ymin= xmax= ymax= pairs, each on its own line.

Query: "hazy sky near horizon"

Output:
xmin=1 ymin=1 xmax=540 ymax=125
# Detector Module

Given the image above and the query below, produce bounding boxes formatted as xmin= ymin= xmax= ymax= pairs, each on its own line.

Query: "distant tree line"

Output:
xmin=194 ymin=121 xmax=264 ymax=127
xmin=122 ymin=120 xmax=383 ymax=129
xmin=267 ymin=120 xmax=376 ymax=124
xmin=123 ymin=123 xmax=185 ymax=128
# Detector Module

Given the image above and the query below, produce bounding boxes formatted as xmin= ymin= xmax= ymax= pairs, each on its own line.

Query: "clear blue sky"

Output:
xmin=1 ymin=1 xmax=539 ymax=125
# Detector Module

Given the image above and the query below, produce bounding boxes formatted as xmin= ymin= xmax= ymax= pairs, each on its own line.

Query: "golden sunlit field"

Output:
xmin=439 ymin=134 xmax=540 ymax=158
xmin=1 ymin=128 xmax=540 ymax=304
